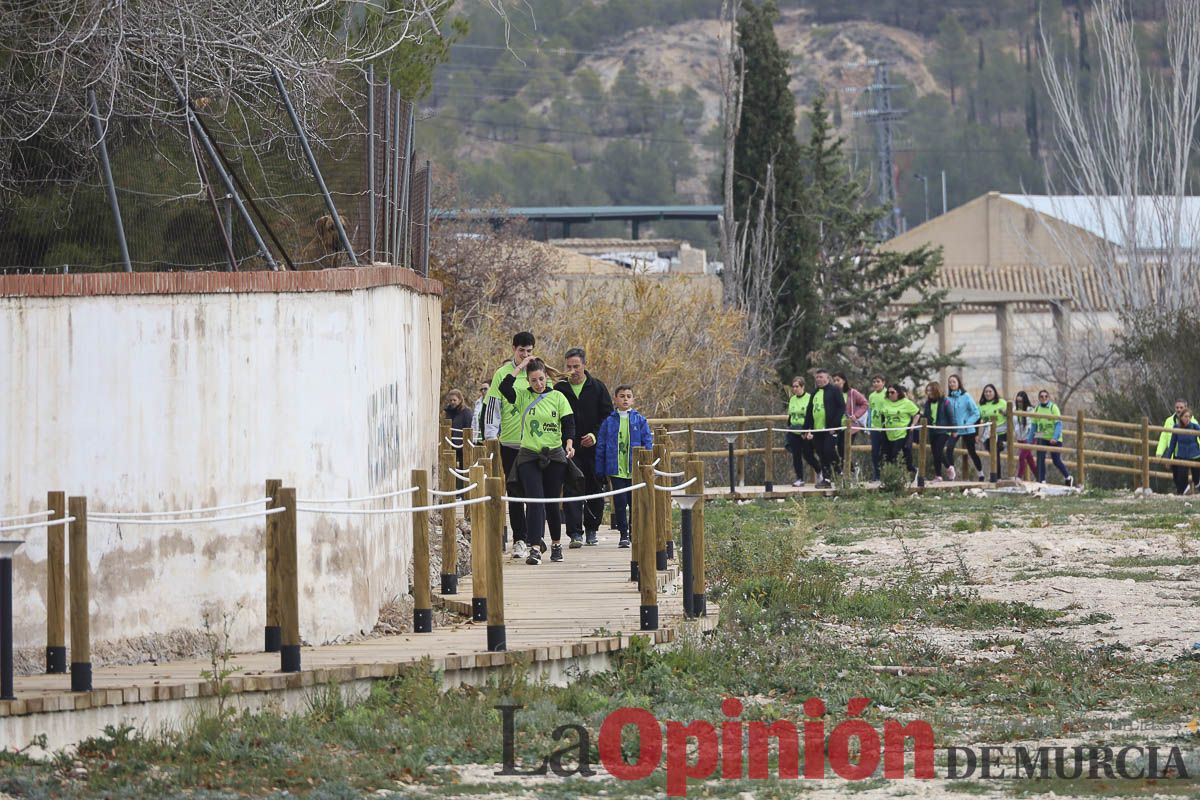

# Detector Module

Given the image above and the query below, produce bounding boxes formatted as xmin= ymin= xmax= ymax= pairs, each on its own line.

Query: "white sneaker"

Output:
xmin=977 ymin=472 xmax=986 ymax=482
xmin=1185 ymin=484 xmax=1193 ymax=496
xmin=512 ymin=540 xmax=528 ymax=560
xmin=946 ymin=466 xmax=957 ymax=481
xmin=816 ymin=472 xmax=824 ymax=485
xmin=792 ymin=479 xmax=806 ymax=487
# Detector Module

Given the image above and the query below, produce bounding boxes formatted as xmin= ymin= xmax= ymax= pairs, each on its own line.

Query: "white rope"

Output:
xmin=0 ymin=510 xmax=52 ymax=523
xmin=448 ymin=467 xmax=470 ymax=480
xmin=693 ymin=427 xmax=772 ymax=435
xmin=91 ymin=508 xmax=285 ymax=525
xmin=93 ymin=497 xmax=271 ymax=519
xmin=663 ymin=429 xmax=691 ymax=436
xmin=650 ymin=458 xmax=661 ymax=467
xmin=654 ymin=476 xmax=699 ymax=492
xmin=430 ymin=483 xmax=476 ymax=497
xmin=653 ymin=468 xmax=685 ymax=478
xmin=503 ymin=482 xmax=646 ymax=504
xmin=0 ymin=516 xmax=75 ymax=533
xmin=298 ymin=486 xmax=418 ymax=505
xmin=444 ymin=437 xmax=463 ymax=449
xmin=297 ymin=496 xmax=488 ymax=515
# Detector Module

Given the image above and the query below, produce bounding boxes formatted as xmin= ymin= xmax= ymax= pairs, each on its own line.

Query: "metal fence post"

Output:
xmin=87 ymin=89 xmax=132 ymax=273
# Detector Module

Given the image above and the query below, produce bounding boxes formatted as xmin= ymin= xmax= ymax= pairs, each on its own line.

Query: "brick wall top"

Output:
xmin=0 ymin=267 xmax=442 ymax=299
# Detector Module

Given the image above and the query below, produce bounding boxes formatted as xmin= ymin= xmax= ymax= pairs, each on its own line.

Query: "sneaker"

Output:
xmin=618 ymin=533 xmax=631 ymax=548
xmin=1185 ymin=484 xmax=1194 ymax=496
xmin=550 ymin=544 xmax=564 ymax=562
xmin=816 ymin=479 xmax=833 ymax=490
xmin=568 ymin=533 xmax=584 ymax=549
xmin=526 ymin=546 xmax=542 ymax=565
xmin=816 ymin=472 xmax=824 ymax=485
xmin=792 ymin=479 xmax=806 ymax=487
xmin=1066 ymin=475 xmax=1075 ymax=487
xmin=977 ymin=472 xmax=986 ymax=483
xmin=585 ymin=531 xmax=599 ymax=546
xmin=946 ymin=466 xmax=957 ymax=481
xmin=512 ymin=540 xmax=528 ymax=560
xmin=931 ymin=476 xmax=944 ymax=483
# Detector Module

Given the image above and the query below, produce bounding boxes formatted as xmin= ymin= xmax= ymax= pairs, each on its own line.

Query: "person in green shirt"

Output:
xmin=1157 ymin=399 xmax=1189 ymax=458
xmin=786 ymin=376 xmax=818 ymax=486
xmin=866 ymin=375 xmax=888 ymax=482
xmin=486 ymin=331 xmax=535 ymax=559
xmin=879 ymin=385 xmax=920 ymax=476
xmin=1033 ymin=388 xmax=1072 ymax=485
xmin=498 ymin=357 xmax=576 ymax=565
xmin=977 ymin=383 xmax=1008 ymax=480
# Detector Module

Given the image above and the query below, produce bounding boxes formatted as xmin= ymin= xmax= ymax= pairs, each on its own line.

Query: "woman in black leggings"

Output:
xmin=922 ymin=381 xmax=952 ymax=481
xmin=499 ymin=357 xmax=576 ymax=565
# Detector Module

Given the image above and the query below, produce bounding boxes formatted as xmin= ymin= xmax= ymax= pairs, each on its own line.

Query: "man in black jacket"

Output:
xmin=554 ymin=347 xmax=614 ymax=547
xmin=803 ymin=369 xmax=847 ymax=489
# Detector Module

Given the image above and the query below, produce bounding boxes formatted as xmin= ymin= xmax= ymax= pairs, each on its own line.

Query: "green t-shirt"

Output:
xmin=810 ymin=389 xmax=826 ymax=430
xmin=868 ymin=390 xmax=888 ymax=424
xmin=507 ymin=384 xmax=574 ymax=452
xmin=879 ymin=397 xmax=919 ymax=441
xmin=570 ymin=381 xmax=585 ymax=398
xmin=1034 ymin=402 xmax=1061 ymax=440
xmin=486 ymin=362 xmax=530 ymax=444
xmin=617 ymin=412 xmax=632 ymax=479
xmin=788 ymin=394 xmax=811 ymax=428
xmin=979 ymin=398 xmax=1008 ymax=434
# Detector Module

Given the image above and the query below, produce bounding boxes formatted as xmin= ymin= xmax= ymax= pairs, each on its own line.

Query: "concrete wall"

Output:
xmin=0 ymin=268 xmax=441 ymax=654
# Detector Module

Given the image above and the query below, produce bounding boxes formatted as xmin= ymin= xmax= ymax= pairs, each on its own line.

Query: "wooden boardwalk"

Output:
xmin=703 ymin=479 xmax=990 ymax=501
xmin=0 ymin=533 xmax=712 ymax=743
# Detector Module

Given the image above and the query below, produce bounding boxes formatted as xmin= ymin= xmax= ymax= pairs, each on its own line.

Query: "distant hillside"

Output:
xmin=417 ymin=0 xmax=1142 ymax=241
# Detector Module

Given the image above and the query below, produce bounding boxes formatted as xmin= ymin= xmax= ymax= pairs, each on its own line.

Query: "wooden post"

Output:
xmin=988 ymin=420 xmax=999 ymax=482
xmin=411 ymin=469 xmax=432 ymax=633
xmin=277 ymin=488 xmax=300 ymax=673
xmin=440 ymin=473 xmax=460 ymax=595
xmin=67 ymin=496 xmax=91 ymax=691
xmin=638 ymin=463 xmax=658 ymax=630
xmin=687 ymin=424 xmax=696 ymax=456
xmin=463 ymin=427 xmax=475 ymax=466
xmin=46 ymin=490 xmax=66 ymax=674
xmin=917 ymin=419 xmax=929 ymax=487
xmin=661 ymin=436 xmax=676 ymax=561
xmin=764 ymin=423 xmax=775 ymax=492
xmin=264 ymin=478 xmax=283 ymax=653
xmin=630 ymin=447 xmax=646 ymax=584
xmin=485 ymin=475 xmax=506 ymax=651
xmin=1141 ymin=416 xmax=1151 ymax=491
xmin=440 ymin=447 xmax=456 ymax=492
xmin=842 ymin=425 xmax=854 ymax=483
xmin=487 ymin=438 xmax=503 ymax=480
xmin=1076 ymin=410 xmax=1086 ymax=489
xmin=686 ymin=460 xmax=707 ymax=616
xmin=468 ymin=464 xmax=488 ymax=621
xmin=1005 ymin=403 xmax=1017 ymax=480
xmin=653 ymin=441 xmax=668 ymax=570
xmin=736 ymin=409 xmax=747 ymax=487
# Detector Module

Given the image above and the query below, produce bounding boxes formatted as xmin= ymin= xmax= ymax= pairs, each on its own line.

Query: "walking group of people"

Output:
xmin=442 ymin=332 xmax=649 ymax=566
xmin=784 ymin=371 xmax=1076 ymax=489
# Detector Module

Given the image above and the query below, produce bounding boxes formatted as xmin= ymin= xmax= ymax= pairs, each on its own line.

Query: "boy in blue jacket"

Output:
xmin=1167 ymin=408 xmax=1200 ymax=494
xmin=595 ymin=384 xmax=653 ymax=548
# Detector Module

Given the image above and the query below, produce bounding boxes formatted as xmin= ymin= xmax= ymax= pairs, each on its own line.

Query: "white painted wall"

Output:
xmin=0 ymin=282 xmax=441 ymax=652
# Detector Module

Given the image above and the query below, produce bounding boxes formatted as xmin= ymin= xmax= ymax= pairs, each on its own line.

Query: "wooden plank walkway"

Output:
xmin=0 ymin=534 xmax=712 ymax=722
xmin=703 ymin=479 xmax=990 ymax=501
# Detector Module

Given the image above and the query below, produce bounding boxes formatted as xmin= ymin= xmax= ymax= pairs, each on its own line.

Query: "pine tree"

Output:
xmin=732 ymin=0 xmax=814 ymax=377
xmin=801 ymin=94 xmax=961 ymax=387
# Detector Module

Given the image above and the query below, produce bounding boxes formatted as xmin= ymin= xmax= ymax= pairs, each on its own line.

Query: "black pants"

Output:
xmin=564 ymin=448 xmax=604 ymax=535
xmin=930 ymin=434 xmax=949 ymax=477
xmin=500 ymin=446 xmax=527 ymax=543
xmin=610 ymin=476 xmax=632 ymax=535
xmin=518 ymin=459 xmax=566 ymax=552
xmin=948 ymin=434 xmax=982 ymax=473
xmin=786 ymin=432 xmax=818 ymax=480
xmin=812 ymin=432 xmax=839 ymax=476
xmin=881 ymin=436 xmax=915 ymax=473
xmin=1035 ymin=438 xmax=1071 ymax=482
xmin=1173 ymin=463 xmax=1200 ymax=494
xmin=870 ymin=431 xmax=885 ymax=480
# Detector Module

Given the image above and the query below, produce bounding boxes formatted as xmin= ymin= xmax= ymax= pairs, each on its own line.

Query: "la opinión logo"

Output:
xmin=495 ymin=698 xmax=1193 ymax=797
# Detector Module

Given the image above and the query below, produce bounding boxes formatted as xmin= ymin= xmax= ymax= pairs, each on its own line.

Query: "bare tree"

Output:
xmin=0 ymin=0 xmax=463 ymax=191
xmin=717 ymin=0 xmax=744 ymax=309
xmin=1035 ymin=0 xmax=1200 ymax=315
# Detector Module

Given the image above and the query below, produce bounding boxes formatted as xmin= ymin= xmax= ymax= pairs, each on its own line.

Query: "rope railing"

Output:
xmin=91 ymin=507 xmax=286 ymax=525
xmin=297 ymin=496 xmax=488 ymax=515
xmin=429 ymin=483 xmax=477 ymax=497
xmin=653 ymin=468 xmax=685 ymax=478
xmin=502 ymin=482 xmax=645 ymax=504
xmin=444 ymin=437 xmax=463 ymax=449
xmin=654 ymin=476 xmax=698 ymax=492
xmin=90 ymin=497 xmax=271 ymax=520
xmin=0 ymin=516 xmax=75 ymax=534
xmin=297 ymin=486 xmax=418 ymax=505
xmin=0 ymin=510 xmax=52 ymax=523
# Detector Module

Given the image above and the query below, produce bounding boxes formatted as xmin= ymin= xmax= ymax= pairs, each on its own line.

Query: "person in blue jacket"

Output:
xmin=595 ymin=384 xmax=654 ymax=548
xmin=944 ymin=374 xmax=984 ymax=482
xmin=1167 ymin=407 xmax=1200 ymax=495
